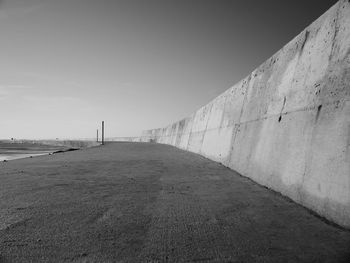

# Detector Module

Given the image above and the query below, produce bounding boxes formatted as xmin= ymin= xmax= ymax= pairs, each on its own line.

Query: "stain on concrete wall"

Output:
xmin=140 ymin=1 xmax=350 ymax=228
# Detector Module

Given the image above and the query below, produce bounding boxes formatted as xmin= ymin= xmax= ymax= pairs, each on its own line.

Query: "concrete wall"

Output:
xmin=140 ymin=0 xmax=350 ymax=228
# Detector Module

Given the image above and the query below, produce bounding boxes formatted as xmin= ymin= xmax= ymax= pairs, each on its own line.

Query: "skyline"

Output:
xmin=0 ymin=0 xmax=339 ymax=139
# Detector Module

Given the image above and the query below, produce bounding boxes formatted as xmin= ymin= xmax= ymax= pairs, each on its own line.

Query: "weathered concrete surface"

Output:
xmin=0 ymin=142 xmax=349 ymax=262
xmin=140 ymin=0 xmax=350 ymax=228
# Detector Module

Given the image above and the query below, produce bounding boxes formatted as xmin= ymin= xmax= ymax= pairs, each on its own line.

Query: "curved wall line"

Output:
xmin=140 ymin=0 xmax=350 ymax=228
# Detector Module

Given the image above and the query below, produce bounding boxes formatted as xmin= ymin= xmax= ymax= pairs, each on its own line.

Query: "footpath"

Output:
xmin=0 ymin=142 xmax=349 ymax=262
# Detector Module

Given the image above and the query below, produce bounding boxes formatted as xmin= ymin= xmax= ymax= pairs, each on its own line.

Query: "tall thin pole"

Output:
xmin=96 ymin=129 xmax=99 ymax=142
xmin=102 ymin=121 xmax=105 ymax=145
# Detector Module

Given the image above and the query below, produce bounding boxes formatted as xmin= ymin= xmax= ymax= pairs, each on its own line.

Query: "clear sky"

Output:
xmin=0 ymin=0 xmax=338 ymax=139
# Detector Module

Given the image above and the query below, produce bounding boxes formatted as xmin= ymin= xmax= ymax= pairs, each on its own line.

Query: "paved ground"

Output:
xmin=0 ymin=142 xmax=349 ymax=263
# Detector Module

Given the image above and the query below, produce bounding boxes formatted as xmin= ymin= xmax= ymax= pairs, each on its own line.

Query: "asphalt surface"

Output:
xmin=0 ymin=142 xmax=349 ymax=262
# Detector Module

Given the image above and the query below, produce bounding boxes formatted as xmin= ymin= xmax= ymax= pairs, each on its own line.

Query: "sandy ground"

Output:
xmin=0 ymin=142 xmax=349 ymax=263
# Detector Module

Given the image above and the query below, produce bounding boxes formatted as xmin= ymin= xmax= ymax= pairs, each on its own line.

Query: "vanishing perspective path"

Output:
xmin=0 ymin=142 xmax=349 ymax=262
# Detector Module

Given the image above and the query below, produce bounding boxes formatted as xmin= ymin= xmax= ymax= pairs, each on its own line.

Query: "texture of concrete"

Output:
xmin=0 ymin=142 xmax=349 ymax=262
xmin=140 ymin=0 xmax=350 ymax=228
